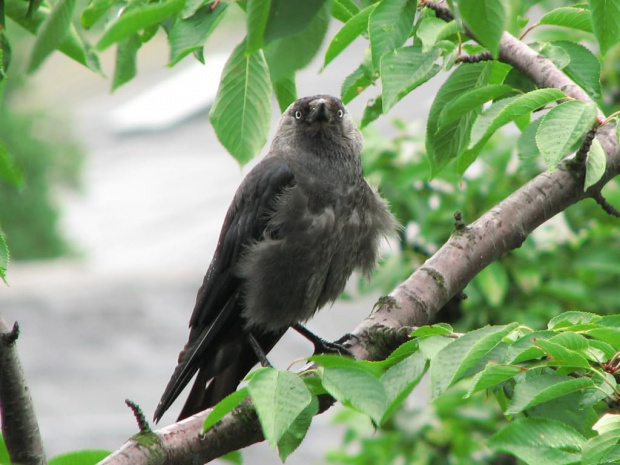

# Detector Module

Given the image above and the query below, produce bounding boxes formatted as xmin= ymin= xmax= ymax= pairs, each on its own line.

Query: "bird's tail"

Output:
xmin=154 ymin=324 xmax=285 ymax=423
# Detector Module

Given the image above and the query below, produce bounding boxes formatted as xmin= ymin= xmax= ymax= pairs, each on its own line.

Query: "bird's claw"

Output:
xmin=312 ymin=338 xmax=354 ymax=357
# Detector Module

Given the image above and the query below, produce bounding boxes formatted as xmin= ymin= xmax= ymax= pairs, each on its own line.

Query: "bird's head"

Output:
xmin=272 ymin=95 xmax=362 ymax=158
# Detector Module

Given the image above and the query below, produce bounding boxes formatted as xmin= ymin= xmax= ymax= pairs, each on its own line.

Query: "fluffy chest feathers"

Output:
xmin=237 ymin=158 xmax=395 ymax=332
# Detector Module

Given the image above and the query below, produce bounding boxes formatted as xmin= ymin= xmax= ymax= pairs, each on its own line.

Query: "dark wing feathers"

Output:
xmin=154 ymin=158 xmax=295 ymax=422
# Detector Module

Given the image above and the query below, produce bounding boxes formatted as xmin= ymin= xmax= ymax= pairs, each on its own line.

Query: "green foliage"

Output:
xmin=212 ymin=315 xmax=619 ymax=463
xmin=0 ymin=103 xmax=83 ymax=260
xmin=209 ymin=40 xmax=272 ymax=165
xmin=28 ymin=0 xmax=78 ymax=73
xmin=361 ymin=118 xmax=620 ymax=331
xmin=458 ymin=0 xmax=506 ymax=58
xmin=0 ymin=232 xmax=9 ymax=284
xmin=48 ymin=450 xmax=112 ymax=465
xmin=535 ymin=100 xmax=597 ymax=171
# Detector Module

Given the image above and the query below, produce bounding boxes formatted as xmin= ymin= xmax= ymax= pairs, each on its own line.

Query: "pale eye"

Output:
xmin=337 ymin=109 xmax=344 ymax=118
xmin=295 ymin=110 xmax=302 ymax=120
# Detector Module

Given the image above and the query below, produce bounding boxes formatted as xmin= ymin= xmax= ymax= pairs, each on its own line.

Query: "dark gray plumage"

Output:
xmin=154 ymin=95 xmax=397 ymax=423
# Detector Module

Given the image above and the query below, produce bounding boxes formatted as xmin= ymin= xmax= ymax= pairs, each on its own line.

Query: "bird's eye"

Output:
xmin=295 ymin=110 xmax=302 ymax=120
xmin=337 ymin=109 xmax=344 ymax=118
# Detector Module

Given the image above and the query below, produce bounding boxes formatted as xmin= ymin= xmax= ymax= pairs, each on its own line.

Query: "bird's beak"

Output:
xmin=309 ymin=98 xmax=332 ymax=123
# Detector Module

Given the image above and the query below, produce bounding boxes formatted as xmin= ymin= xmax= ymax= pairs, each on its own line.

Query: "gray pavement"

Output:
xmin=1 ymin=23 xmax=440 ymax=464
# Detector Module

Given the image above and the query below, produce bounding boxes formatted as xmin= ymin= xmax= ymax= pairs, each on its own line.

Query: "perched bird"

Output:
xmin=154 ymin=95 xmax=397 ymax=422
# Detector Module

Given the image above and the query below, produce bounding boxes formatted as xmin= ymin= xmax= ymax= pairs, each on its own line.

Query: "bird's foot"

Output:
xmin=248 ymin=333 xmax=273 ymax=367
xmin=293 ymin=324 xmax=353 ymax=357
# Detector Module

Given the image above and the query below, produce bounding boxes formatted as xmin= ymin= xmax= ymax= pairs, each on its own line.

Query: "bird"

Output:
xmin=154 ymin=94 xmax=397 ymax=423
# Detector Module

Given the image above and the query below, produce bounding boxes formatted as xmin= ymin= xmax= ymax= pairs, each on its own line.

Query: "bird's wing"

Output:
xmin=154 ymin=157 xmax=295 ymax=421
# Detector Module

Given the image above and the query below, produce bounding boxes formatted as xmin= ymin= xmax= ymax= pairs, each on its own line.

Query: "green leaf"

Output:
xmin=535 ymin=340 xmax=590 ymax=369
xmin=593 ymin=413 xmax=620 ymax=435
xmin=585 ymin=328 xmax=620 ymax=349
xmin=459 ymin=0 xmax=506 ymax=58
xmin=411 ymin=323 xmax=453 ymax=337
xmin=539 ymin=7 xmax=593 ymax=33
xmin=97 ymin=0 xmax=185 ymax=51
xmin=548 ymin=332 xmax=589 ymax=352
xmin=505 ymin=373 xmax=594 ymax=415
xmin=7 ymin=1 xmax=101 ymax=73
xmin=49 ymin=450 xmax=111 ymax=465
xmin=517 ymin=117 xmax=542 ymax=160
xmin=360 ymin=95 xmax=383 ymax=128
xmin=426 ymin=62 xmax=492 ymax=176
xmin=246 ymin=0 xmax=270 ymax=53
xmin=220 ymin=450 xmax=242 ymax=464
xmin=416 ymin=18 xmax=460 ymax=52
xmin=247 ymin=368 xmax=312 ymax=448
xmin=438 ymin=84 xmax=514 ymax=128
xmin=504 ymin=66 xmax=537 ymax=94
xmin=168 ymin=1 xmax=227 ymax=66
xmin=323 ymin=4 xmax=376 ymax=69
xmin=553 ymin=41 xmax=601 ymax=101
xmin=0 ymin=143 xmax=23 ymax=188
xmin=0 ymin=434 xmax=9 ymax=465
xmin=536 ymin=42 xmax=570 ymax=69
xmin=368 ymin=0 xmax=416 ymax=68
xmin=81 ymin=0 xmax=113 ymax=29
xmin=535 ymin=100 xmax=597 ymax=171
xmin=321 ymin=366 xmax=387 ymax=424
xmin=0 ymin=232 xmax=8 ymax=285
xmin=474 ymin=261 xmax=509 ymax=307
xmin=380 ymin=352 xmax=427 ymax=423
xmin=460 ymin=88 xmax=565 ymax=173
xmin=465 ymin=364 xmax=522 ymax=397
xmin=380 ymin=45 xmax=440 ymax=113
xmin=277 ymin=396 xmax=318 ymax=462
xmin=548 ymin=311 xmax=601 ymax=329
xmin=341 ymin=51 xmax=376 ymax=104
xmin=378 ymin=339 xmax=420 ymax=370
xmin=488 ymin=418 xmax=585 ymax=465
xmin=263 ymin=0 xmax=329 ymax=43
xmin=264 ymin=0 xmax=330 ymax=81
xmin=581 ymin=429 xmax=620 ymax=465
xmin=27 ymin=0 xmax=77 ymax=73
xmin=431 ymin=323 xmax=518 ymax=398
xmin=418 ymin=335 xmax=454 ymax=360
xmin=0 ymin=33 xmax=10 ymax=80
xmin=309 ymin=353 xmax=384 ymax=378
xmin=580 ymin=371 xmax=617 ymax=408
xmin=587 ymin=340 xmax=617 ymax=362
xmin=210 ymin=41 xmax=272 ymax=165
xmin=506 ymin=330 xmax=553 ymax=364
xmin=584 ymin=138 xmax=606 ymax=191
xmin=203 ymin=387 xmax=249 ymax=432
xmin=332 ymin=0 xmax=360 ymax=23
xmin=111 ymin=34 xmax=141 ymax=91
xmin=273 ymin=75 xmax=297 ymax=113
xmin=588 ymin=0 xmax=620 ymax=57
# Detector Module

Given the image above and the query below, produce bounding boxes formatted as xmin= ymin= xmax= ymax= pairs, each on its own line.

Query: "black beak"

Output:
xmin=309 ymin=98 xmax=332 ymax=123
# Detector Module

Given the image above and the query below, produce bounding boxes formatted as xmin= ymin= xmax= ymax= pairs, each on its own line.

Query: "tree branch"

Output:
xmin=101 ymin=6 xmax=620 ymax=463
xmin=0 ymin=318 xmax=46 ymax=465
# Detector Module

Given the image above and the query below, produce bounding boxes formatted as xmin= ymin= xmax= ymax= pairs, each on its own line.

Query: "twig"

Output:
xmin=592 ymin=192 xmax=620 ymax=218
xmin=573 ymin=128 xmax=598 ymax=167
xmin=0 ymin=318 xmax=46 ymax=465
xmin=125 ymin=399 xmax=152 ymax=434
xmin=456 ymin=51 xmax=493 ymax=63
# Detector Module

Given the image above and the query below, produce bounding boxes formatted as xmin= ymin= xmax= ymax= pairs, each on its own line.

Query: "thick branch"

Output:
xmin=101 ymin=6 xmax=620 ymax=464
xmin=0 ymin=318 xmax=46 ymax=465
